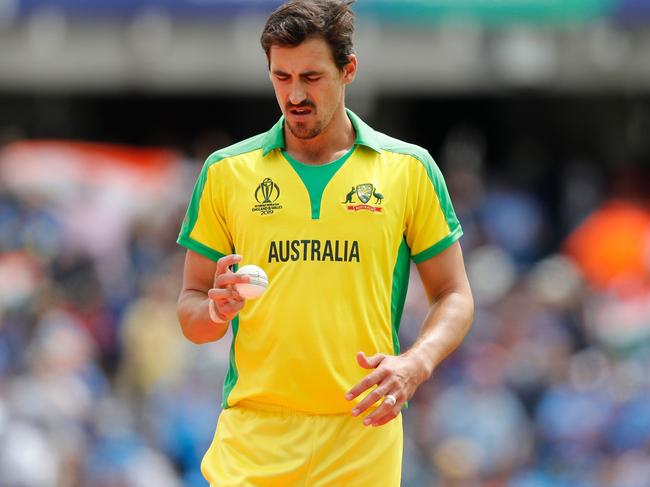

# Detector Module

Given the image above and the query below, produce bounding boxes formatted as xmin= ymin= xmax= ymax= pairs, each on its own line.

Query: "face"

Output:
xmin=269 ymin=37 xmax=356 ymax=140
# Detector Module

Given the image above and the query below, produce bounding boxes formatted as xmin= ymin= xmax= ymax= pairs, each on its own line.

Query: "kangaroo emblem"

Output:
xmin=343 ymin=186 xmax=355 ymax=204
xmin=343 ymin=183 xmax=385 ymax=213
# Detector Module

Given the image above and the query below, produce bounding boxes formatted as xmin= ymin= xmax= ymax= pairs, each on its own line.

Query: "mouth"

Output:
xmin=287 ymin=106 xmax=314 ymax=118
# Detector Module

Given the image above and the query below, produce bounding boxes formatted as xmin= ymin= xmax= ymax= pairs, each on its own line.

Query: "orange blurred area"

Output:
xmin=0 ymin=140 xmax=179 ymax=197
xmin=564 ymin=200 xmax=650 ymax=292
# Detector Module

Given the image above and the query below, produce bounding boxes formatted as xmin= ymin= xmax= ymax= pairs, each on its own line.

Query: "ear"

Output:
xmin=342 ymin=54 xmax=357 ymax=84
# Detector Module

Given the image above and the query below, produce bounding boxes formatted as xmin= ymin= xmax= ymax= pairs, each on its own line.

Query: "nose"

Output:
xmin=288 ymin=81 xmax=306 ymax=105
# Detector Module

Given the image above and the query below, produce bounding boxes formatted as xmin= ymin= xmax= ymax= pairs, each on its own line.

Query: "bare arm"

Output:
xmin=177 ymin=250 xmax=249 ymax=344
xmin=405 ymin=241 xmax=474 ymax=381
xmin=346 ymin=241 xmax=474 ymax=425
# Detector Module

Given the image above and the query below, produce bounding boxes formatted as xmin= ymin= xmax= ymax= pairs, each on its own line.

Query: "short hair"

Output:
xmin=260 ymin=0 xmax=356 ymax=71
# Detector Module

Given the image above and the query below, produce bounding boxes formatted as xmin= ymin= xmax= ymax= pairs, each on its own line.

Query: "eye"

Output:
xmin=305 ymin=76 xmax=321 ymax=82
xmin=275 ymin=74 xmax=290 ymax=81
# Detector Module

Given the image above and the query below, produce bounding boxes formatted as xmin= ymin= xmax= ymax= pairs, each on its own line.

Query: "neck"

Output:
xmin=284 ymin=105 xmax=356 ymax=165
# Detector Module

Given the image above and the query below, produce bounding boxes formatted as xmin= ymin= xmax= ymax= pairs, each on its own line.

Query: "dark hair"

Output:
xmin=260 ymin=0 xmax=355 ymax=71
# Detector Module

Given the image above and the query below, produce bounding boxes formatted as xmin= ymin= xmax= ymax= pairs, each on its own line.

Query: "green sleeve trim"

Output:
xmin=282 ymin=145 xmax=355 ymax=220
xmin=221 ymin=315 xmax=240 ymax=408
xmin=176 ymin=234 xmax=226 ymax=262
xmin=412 ymin=227 xmax=463 ymax=263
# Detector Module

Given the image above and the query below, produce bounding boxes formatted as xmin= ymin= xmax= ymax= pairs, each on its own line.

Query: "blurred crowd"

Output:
xmin=0 ymin=125 xmax=648 ymax=487
xmin=400 ymin=128 xmax=650 ymax=487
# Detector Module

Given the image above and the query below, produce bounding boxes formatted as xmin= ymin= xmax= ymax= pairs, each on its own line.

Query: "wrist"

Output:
xmin=404 ymin=348 xmax=435 ymax=384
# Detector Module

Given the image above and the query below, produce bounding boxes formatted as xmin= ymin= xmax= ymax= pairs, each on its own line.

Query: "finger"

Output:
xmin=356 ymin=351 xmax=386 ymax=369
xmin=208 ymin=288 xmax=240 ymax=301
xmin=215 ymin=254 xmax=242 ymax=278
xmin=363 ymin=396 xmax=401 ymax=426
xmin=369 ymin=409 xmax=401 ymax=427
xmin=214 ymin=273 xmax=250 ymax=289
xmin=350 ymin=384 xmax=391 ymax=416
xmin=220 ymin=299 xmax=245 ymax=316
xmin=345 ymin=367 xmax=388 ymax=401
xmin=213 ymin=299 xmax=245 ymax=321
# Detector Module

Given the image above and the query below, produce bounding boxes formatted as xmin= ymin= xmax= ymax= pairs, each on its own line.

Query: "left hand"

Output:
xmin=345 ymin=351 xmax=424 ymax=427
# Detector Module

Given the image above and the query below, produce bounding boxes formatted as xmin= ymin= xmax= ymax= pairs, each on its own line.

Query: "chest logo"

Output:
xmin=342 ymin=183 xmax=384 ymax=213
xmin=252 ymin=177 xmax=283 ymax=216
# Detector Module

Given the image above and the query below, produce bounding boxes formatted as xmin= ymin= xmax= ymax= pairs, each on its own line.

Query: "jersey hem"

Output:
xmin=411 ymin=227 xmax=463 ymax=263
xmin=235 ymin=399 xmax=381 ymax=417
xmin=177 ymin=234 xmax=227 ymax=262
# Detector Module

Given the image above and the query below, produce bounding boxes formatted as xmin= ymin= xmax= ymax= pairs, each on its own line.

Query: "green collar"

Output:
xmin=261 ymin=108 xmax=382 ymax=157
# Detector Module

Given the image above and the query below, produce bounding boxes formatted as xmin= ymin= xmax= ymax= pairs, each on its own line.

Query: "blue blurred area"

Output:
xmin=616 ymin=0 xmax=650 ymax=20
xmin=16 ymin=0 xmax=283 ymax=19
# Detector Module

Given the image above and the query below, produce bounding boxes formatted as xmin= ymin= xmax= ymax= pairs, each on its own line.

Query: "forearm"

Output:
xmin=403 ymin=290 xmax=474 ymax=383
xmin=177 ymin=289 xmax=229 ymax=344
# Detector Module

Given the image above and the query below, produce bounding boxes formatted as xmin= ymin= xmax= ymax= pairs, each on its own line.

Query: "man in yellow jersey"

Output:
xmin=177 ymin=1 xmax=474 ymax=485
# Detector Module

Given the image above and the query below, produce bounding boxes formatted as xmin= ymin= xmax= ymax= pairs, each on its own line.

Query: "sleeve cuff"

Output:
xmin=411 ymin=227 xmax=463 ymax=263
xmin=177 ymin=234 xmax=227 ymax=262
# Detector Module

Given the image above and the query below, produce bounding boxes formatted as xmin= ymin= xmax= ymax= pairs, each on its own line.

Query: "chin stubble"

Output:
xmin=286 ymin=119 xmax=324 ymax=140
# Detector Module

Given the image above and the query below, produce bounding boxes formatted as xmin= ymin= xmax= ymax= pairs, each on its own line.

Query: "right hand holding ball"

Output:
xmin=208 ymin=257 xmax=268 ymax=323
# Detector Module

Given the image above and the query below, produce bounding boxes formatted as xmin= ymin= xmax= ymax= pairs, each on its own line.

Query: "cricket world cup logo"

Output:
xmin=252 ymin=177 xmax=283 ymax=216
xmin=255 ymin=177 xmax=280 ymax=203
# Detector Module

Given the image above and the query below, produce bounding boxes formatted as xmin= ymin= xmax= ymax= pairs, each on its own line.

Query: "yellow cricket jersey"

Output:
xmin=177 ymin=109 xmax=462 ymax=414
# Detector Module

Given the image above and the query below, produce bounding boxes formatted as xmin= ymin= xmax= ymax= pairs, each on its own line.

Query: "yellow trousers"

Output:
xmin=201 ymin=405 xmax=403 ymax=486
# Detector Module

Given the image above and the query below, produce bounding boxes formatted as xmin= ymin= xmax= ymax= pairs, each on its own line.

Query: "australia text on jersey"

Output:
xmin=268 ymin=239 xmax=360 ymax=263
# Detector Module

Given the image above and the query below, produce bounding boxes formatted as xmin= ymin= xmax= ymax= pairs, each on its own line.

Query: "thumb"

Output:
xmin=356 ymin=351 xmax=385 ymax=369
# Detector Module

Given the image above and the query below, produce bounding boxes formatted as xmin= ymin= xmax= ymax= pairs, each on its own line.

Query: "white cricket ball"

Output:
xmin=234 ymin=264 xmax=269 ymax=299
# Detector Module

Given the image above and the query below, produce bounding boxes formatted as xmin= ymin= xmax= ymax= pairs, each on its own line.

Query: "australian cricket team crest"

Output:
xmin=342 ymin=183 xmax=384 ymax=213
xmin=252 ymin=177 xmax=283 ymax=216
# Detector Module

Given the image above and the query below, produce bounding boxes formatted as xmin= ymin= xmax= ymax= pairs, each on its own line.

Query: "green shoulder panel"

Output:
xmin=373 ymin=131 xmax=462 ymax=258
xmin=177 ymin=132 xmax=267 ymax=255
xmin=204 ymin=131 xmax=269 ymax=165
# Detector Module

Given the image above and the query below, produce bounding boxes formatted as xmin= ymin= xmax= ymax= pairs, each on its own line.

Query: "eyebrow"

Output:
xmin=272 ymin=70 xmax=323 ymax=77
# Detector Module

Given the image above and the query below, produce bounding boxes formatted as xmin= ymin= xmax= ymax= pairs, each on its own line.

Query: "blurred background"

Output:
xmin=1 ymin=1 xmax=649 ymax=486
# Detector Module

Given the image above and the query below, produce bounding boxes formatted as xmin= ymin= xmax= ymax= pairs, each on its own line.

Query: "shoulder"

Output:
xmin=192 ymin=132 xmax=268 ymax=188
xmin=372 ymin=130 xmax=440 ymax=181
xmin=204 ymin=132 xmax=268 ymax=168
xmin=203 ymin=132 xmax=266 ymax=170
